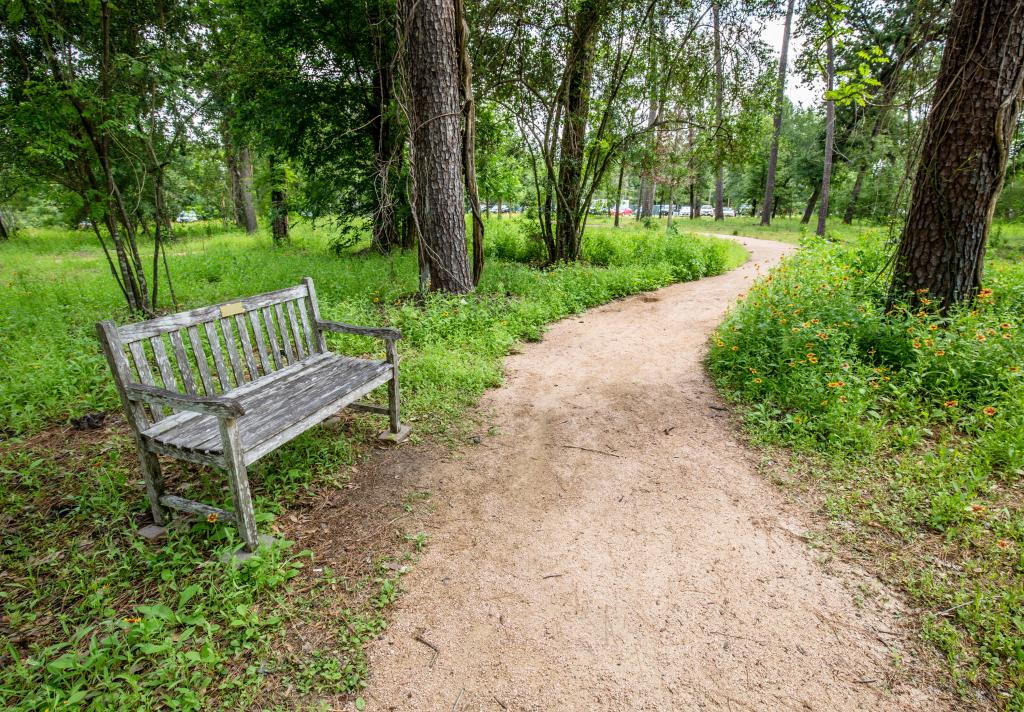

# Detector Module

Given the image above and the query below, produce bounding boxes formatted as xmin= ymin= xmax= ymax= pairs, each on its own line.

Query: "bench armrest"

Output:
xmin=126 ymin=384 xmax=246 ymax=418
xmin=315 ymin=319 xmax=401 ymax=341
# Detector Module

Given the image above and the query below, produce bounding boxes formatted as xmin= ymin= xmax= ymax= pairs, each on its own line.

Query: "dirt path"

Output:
xmin=364 ymin=236 xmax=953 ymax=711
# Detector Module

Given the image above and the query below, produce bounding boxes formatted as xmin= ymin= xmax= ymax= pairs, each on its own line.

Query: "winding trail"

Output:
xmin=364 ymin=235 xmax=952 ymax=711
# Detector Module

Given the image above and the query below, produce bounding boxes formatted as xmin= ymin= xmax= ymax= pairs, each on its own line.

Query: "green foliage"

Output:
xmin=0 ymin=219 xmax=745 ymax=709
xmin=708 ymin=235 xmax=1024 ymax=703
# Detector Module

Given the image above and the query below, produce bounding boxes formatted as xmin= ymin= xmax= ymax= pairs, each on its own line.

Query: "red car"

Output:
xmin=611 ymin=207 xmax=633 ymax=216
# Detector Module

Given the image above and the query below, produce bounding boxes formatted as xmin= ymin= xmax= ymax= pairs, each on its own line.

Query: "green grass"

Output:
xmin=0 ymin=217 xmax=746 ymax=710
xmin=708 ymin=233 xmax=1024 ymax=707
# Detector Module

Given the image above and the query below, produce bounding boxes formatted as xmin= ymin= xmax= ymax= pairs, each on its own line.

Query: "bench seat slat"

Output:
xmin=176 ymin=357 xmax=382 ymax=454
xmin=140 ymin=352 xmax=334 ymax=441
xmin=140 ymin=354 xmax=387 ymax=460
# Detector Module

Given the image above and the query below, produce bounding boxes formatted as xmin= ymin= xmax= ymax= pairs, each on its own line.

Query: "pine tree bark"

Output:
xmin=403 ymin=0 xmax=473 ymax=292
xmin=712 ymin=0 xmax=725 ymax=221
xmin=816 ymin=36 xmax=836 ymax=238
xmin=760 ymin=0 xmax=794 ymax=226
xmin=889 ymin=0 xmax=1024 ymax=311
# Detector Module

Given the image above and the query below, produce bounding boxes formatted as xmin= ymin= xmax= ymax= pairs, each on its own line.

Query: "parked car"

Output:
xmin=677 ymin=206 xmax=691 ymax=217
xmin=737 ymin=204 xmax=752 ymax=215
xmin=699 ymin=205 xmax=714 ymax=217
xmin=176 ymin=210 xmax=199 ymax=223
xmin=613 ymin=207 xmax=633 ymax=217
xmin=722 ymin=206 xmax=736 ymax=217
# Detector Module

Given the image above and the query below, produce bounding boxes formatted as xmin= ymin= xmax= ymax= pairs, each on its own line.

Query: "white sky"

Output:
xmin=762 ymin=16 xmax=820 ymax=108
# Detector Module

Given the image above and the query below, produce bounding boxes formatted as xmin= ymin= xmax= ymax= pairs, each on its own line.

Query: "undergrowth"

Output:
xmin=708 ymin=233 xmax=1024 ymax=708
xmin=0 ymin=218 xmax=745 ymax=709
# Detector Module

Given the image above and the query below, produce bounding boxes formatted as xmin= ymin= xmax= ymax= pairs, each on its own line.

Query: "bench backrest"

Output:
xmin=97 ymin=278 xmax=327 ymax=426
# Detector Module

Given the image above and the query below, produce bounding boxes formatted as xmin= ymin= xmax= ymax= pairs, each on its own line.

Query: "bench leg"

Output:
xmin=219 ymin=419 xmax=260 ymax=553
xmin=379 ymin=342 xmax=410 ymax=443
xmin=136 ymin=438 xmax=167 ymax=526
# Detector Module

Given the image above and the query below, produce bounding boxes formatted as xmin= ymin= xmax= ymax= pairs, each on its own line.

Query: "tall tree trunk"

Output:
xmin=0 ymin=211 xmax=10 ymax=240
xmin=889 ymin=0 xmax=1024 ymax=311
xmin=403 ymin=0 xmax=473 ymax=291
xmin=224 ymin=129 xmax=258 ymax=234
xmin=235 ymin=146 xmax=258 ymax=233
xmin=456 ymin=0 xmax=485 ymax=286
xmin=614 ymin=160 xmax=625 ymax=227
xmin=688 ymin=120 xmax=697 ymax=219
xmin=712 ymin=0 xmax=725 ymax=221
xmin=760 ymin=0 xmax=794 ymax=226
xmin=269 ymin=155 xmax=289 ymax=244
xmin=553 ymin=0 xmax=603 ymax=262
xmin=816 ymin=36 xmax=836 ymax=237
xmin=801 ymin=183 xmax=820 ymax=224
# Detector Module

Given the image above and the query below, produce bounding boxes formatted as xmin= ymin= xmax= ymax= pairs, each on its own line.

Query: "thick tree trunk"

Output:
xmin=0 ymin=210 xmax=10 ymax=240
xmin=403 ymin=0 xmax=473 ymax=292
xmin=224 ymin=131 xmax=258 ymax=233
xmin=638 ymin=98 xmax=658 ymax=218
xmin=816 ymin=36 xmax=836 ymax=238
xmin=760 ymin=0 xmax=794 ymax=226
xmin=889 ymin=0 xmax=1024 ymax=311
xmin=712 ymin=0 xmax=725 ymax=221
xmin=553 ymin=0 xmax=603 ymax=262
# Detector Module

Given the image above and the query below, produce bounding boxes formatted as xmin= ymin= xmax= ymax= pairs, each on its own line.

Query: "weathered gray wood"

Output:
xmin=128 ymin=340 xmax=162 ymax=423
xmin=348 ymin=402 xmax=389 ymax=415
xmin=142 ymin=437 xmax=225 ymax=467
xmin=145 ymin=357 xmax=387 ymax=456
xmin=243 ymin=369 xmax=393 ymax=465
xmin=168 ymin=330 xmax=198 ymax=396
xmin=219 ymin=317 xmax=246 ymax=385
xmin=98 ymin=279 xmax=408 ymax=557
xmin=274 ymin=303 xmax=295 ymax=364
xmin=315 ymin=319 xmax=402 ymax=341
xmin=150 ymin=336 xmax=178 ymax=416
xmin=117 ymin=284 xmax=308 ymax=342
xmin=248 ymin=310 xmax=273 ymax=375
xmin=219 ymin=418 xmax=259 ymax=552
xmin=297 ymin=298 xmax=315 ymax=355
xmin=234 ymin=313 xmax=260 ymax=379
xmin=127 ymin=383 xmax=246 ymax=417
xmin=159 ymin=495 xmax=235 ymax=524
xmin=302 ymin=277 xmax=328 ymax=352
xmin=187 ymin=326 xmax=215 ymax=395
xmin=286 ymin=300 xmax=307 ymax=360
xmin=184 ymin=359 xmax=384 ymax=454
xmin=385 ymin=338 xmax=403 ymax=435
xmin=96 ymin=321 xmax=166 ymax=524
xmin=141 ymin=353 xmax=339 ymax=452
xmin=261 ymin=306 xmax=284 ymax=369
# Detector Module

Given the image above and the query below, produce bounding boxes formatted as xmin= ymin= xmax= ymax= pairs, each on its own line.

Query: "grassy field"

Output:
xmin=0 ymin=217 xmax=746 ymax=710
xmin=708 ymin=233 xmax=1024 ymax=708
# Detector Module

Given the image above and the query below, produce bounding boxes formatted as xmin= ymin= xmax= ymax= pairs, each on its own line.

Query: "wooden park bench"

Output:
xmin=96 ymin=277 xmax=410 ymax=556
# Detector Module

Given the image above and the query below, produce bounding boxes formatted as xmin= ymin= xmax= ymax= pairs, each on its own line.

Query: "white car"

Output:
xmin=699 ymin=205 xmax=714 ymax=217
xmin=176 ymin=210 xmax=199 ymax=223
xmin=722 ymin=207 xmax=736 ymax=217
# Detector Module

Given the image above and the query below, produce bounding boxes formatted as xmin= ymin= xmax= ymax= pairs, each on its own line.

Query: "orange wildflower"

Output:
xmin=983 ymin=406 xmax=997 ymax=417
xmin=944 ymin=400 xmax=957 ymax=408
